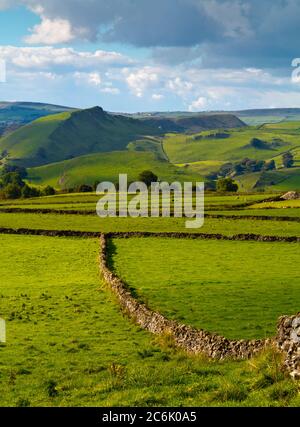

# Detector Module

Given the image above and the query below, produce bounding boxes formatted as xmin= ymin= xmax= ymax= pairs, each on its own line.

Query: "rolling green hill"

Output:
xmin=126 ymin=108 xmax=300 ymax=126
xmin=0 ymin=101 xmax=74 ymax=136
xmin=27 ymin=151 xmax=203 ymax=189
xmin=162 ymin=122 xmax=300 ymax=192
xmin=0 ymin=107 xmax=165 ymax=167
xmin=0 ymin=106 xmax=244 ymax=168
xmin=2 ymin=103 xmax=300 ymax=192
xmin=163 ymin=128 xmax=300 ymax=164
xmin=139 ymin=113 xmax=245 ymax=133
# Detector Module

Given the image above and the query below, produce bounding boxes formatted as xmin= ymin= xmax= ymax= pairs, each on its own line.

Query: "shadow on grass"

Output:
xmin=105 ymin=237 xmax=141 ymax=300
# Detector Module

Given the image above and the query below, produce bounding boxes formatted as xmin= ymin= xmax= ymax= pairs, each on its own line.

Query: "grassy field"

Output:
xmin=27 ymin=151 xmax=202 ymax=189
xmin=0 ymin=113 xmax=71 ymax=162
xmin=252 ymin=200 xmax=300 ymax=209
xmin=235 ymin=168 xmax=300 ymax=193
xmin=0 ymin=192 xmax=274 ymax=207
xmin=0 ymin=233 xmax=299 ymax=407
xmin=0 ymin=107 xmax=165 ymax=168
xmin=0 ymin=211 xmax=300 ymax=236
xmin=1 ymin=103 xmax=300 ymax=409
xmin=0 ymin=190 xmax=299 ymax=407
xmin=175 ymin=161 xmax=225 ymax=176
xmin=161 ymin=122 xmax=300 ymax=192
xmin=163 ymin=129 xmax=300 ymax=164
xmin=111 ymin=238 xmax=300 ymax=340
xmin=209 ymin=209 xmax=300 ymax=218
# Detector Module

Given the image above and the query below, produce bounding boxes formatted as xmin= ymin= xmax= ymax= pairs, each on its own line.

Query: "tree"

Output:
xmin=138 ymin=170 xmax=158 ymax=187
xmin=21 ymin=184 xmax=33 ymax=199
xmin=2 ymin=172 xmax=25 ymax=188
xmin=282 ymin=152 xmax=294 ymax=168
xmin=1 ymin=164 xmax=27 ymax=178
xmin=264 ymin=160 xmax=276 ymax=171
xmin=42 ymin=185 xmax=56 ymax=196
xmin=217 ymin=177 xmax=238 ymax=193
xmin=77 ymin=184 xmax=93 ymax=193
xmin=250 ymin=138 xmax=268 ymax=149
xmin=3 ymin=183 xmax=22 ymax=199
xmin=21 ymin=185 xmax=40 ymax=198
xmin=234 ymin=164 xmax=244 ymax=175
xmin=218 ymin=163 xmax=234 ymax=177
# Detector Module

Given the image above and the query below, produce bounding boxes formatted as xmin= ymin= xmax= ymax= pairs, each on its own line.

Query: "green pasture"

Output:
xmin=111 ymin=237 xmax=300 ymax=340
xmin=0 ymin=211 xmax=299 ymax=236
xmin=163 ymin=129 xmax=300 ymax=164
xmin=27 ymin=151 xmax=203 ymax=189
xmin=0 ymin=234 xmax=299 ymax=407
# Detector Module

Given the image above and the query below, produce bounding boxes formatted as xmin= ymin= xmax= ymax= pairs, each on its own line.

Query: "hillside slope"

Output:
xmin=0 ymin=101 xmax=74 ymax=136
xmin=27 ymin=151 xmax=203 ymax=189
xmin=0 ymin=107 xmax=163 ymax=167
xmin=0 ymin=106 xmax=244 ymax=168
xmin=140 ymin=113 xmax=245 ymax=133
xmin=164 ymin=121 xmax=300 ymax=192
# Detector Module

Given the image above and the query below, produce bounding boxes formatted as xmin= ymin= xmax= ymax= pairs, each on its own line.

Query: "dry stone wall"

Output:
xmin=100 ymin=233 xmax=300 ymax=379
xmin=277 ymin=314 xmax=300 ymax=379
xmin=0 ymin=226 xmax=298 ymax=377
xmin=100 ymin=234 xmax=270 ymax=360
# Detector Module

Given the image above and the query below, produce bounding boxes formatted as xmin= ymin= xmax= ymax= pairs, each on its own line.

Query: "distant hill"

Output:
xmin=126 ymin=108 xmax=300 ymax=126
xmin=0 ymin=101 xmax=75 ymax=136
xmin=163 ymin=121 xmax=300 ymax=192
xmin=0 ymin=106 xmax=245 ymax=168
xmin=5 ymin=102 xmax=300 ymax=191
xmin=139 ymin=113 xmax=245 ymax=134
xmin=233 ymin=108 xmax=300 ymax=126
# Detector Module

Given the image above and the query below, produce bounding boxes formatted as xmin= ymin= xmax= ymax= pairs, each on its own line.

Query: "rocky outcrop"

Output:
xmin=281 ymin=191 xmax=300 ymax=200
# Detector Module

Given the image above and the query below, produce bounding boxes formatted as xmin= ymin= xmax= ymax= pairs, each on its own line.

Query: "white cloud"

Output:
xmin=87 ymin=72 xmax=101 ymax=86
xmin=124 ymin=67 xmax=159 ymax=97
xmin=167 ymin=77 xmax=193 ymax=97
xmin=73 ymin=71 xmax=120 ymax=95
xmin=74 ymin=71 xmax=101 ymax=86
xmin=188 ymin=96 xmax=207 ymax=112
xmin=24 ymin=17 xmax=76 ymax=44
xmin=0 ymin=46 xmax=132 ymax=70
xmin=152 ymin=93 xmax=164 ymax=100
xmin=13 ymin=70 xmax=60 ymax=80
xmin=101 ymin=87 xmax=120 ymax=95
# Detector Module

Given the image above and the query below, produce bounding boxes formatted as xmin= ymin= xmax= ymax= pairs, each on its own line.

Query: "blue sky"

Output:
xmin=0 ymin=0 xmax=300 ymax=112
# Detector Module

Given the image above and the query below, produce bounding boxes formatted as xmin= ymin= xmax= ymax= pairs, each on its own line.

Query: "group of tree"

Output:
xmin=214 ymin=158 xmax=276 ymax=179
xmin=282 ymin=152 xmax=294 ymax=168
xmin=216 ymin=177 xmax=238 ymax=193
xmin=67 ymin=171 xmax=160 ymax=193
xmin=0 ymin=165 xmax=55 ymax=199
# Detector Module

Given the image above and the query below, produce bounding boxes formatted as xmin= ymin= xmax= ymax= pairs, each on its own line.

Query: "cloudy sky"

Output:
xmin=0 ymin=0 xmax=300 ymax=112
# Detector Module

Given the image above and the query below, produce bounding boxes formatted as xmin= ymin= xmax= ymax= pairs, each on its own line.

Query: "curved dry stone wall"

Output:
xmin=100 ymin=233 xmax=300 ymax=379
xmin=100 ymin=234 xmax=270 ymax=360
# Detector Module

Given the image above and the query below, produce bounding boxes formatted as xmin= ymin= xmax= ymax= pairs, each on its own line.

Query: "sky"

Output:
xmin=0 ymin=0 xmax=300 ymax=112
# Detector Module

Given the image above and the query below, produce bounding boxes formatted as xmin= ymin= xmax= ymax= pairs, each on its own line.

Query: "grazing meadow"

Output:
xmin=0 ymin=233 xmax=299 ymax=407
xmin=0 ymin=191 xmax=299 ymax=406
